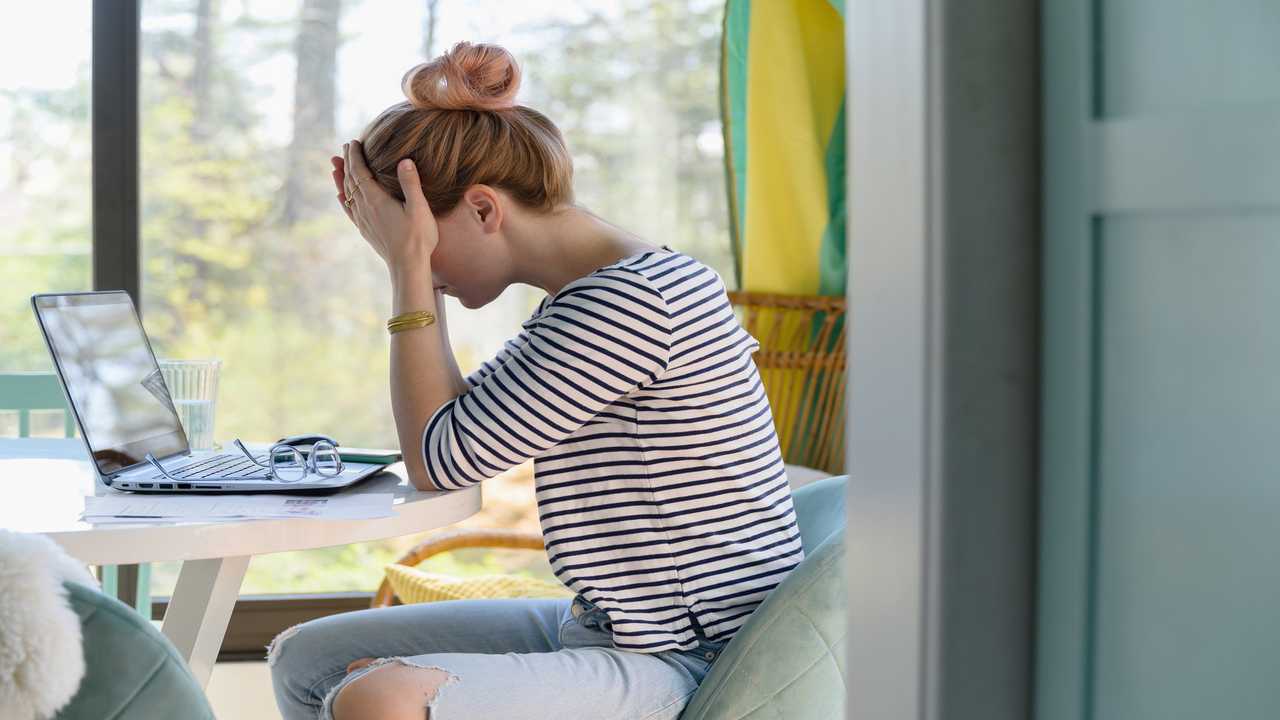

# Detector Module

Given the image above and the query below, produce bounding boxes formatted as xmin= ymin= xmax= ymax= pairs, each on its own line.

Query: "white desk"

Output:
xmin=0 ymin=437 xmax=480 ymax=688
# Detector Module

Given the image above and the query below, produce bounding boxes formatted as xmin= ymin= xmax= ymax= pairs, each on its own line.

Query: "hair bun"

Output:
xmin=402 ymin=41 xmax=521 ymax=111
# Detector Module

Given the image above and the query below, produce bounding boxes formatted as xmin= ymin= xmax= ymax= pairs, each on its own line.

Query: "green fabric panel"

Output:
xmin=56 ymin=581 xmax=216 ymax=720
xmin=818 ymin=99 xmax=847 ymax=297
xmin=721 ymin=0 xmax=751 ymax=289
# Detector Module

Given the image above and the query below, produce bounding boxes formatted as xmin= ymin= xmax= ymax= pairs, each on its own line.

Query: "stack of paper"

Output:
xmin=81 ymin=493 xmax=398 ymax=524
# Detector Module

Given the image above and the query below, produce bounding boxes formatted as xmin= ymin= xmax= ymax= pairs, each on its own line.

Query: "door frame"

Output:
xmin=1037 ymin=0 xmax=1105 ymax=718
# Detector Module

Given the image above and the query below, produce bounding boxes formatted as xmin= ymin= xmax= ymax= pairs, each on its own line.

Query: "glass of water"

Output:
xmin=158 ymin=359 xmax=221 ymax=452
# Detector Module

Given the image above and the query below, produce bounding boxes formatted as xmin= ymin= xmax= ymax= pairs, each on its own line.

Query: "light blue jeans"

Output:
xmin=269 ymin=596 xmax=726 ymax=720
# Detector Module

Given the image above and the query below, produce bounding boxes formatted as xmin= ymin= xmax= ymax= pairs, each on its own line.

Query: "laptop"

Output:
xmin=32 ymin=291 xmax=392 ymax=494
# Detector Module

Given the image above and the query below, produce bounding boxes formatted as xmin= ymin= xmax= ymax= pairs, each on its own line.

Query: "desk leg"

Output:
xmin=161 ymin=555 xmax=251 ymax=689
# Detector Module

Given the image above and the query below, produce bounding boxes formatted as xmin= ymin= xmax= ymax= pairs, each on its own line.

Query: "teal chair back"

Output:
xmin=0 ymin=371 xmax=75 ymax=437
xmin=55 ymin=581 xmax=215 ymax=719
xmin=680 ymin=474 xmax=847 ymax=720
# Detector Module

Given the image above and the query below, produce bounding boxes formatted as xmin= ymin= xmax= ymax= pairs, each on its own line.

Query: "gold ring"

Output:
xmin=344 ymin=196 xmax=355 ymax=208
xmin=354 ymin=176 xmax=373 ymax=190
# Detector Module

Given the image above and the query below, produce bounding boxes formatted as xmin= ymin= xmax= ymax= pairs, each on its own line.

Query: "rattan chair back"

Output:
xmin=726 ymin=292 xmax=847 ymax=475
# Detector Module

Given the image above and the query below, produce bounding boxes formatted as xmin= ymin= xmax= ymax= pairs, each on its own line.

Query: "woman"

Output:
xmin=269 ymin=41 xmax=803 ymax=720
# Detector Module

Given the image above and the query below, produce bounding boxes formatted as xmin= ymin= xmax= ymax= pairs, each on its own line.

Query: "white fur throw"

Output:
xmin=0 ymin=530 xmax=99 ymax=720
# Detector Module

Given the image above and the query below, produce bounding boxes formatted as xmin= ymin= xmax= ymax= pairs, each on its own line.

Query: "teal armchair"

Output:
xmin=0 ymin=530 xmax=214 ymax=720
xmin=681 ymin=475 xmax=847 ymax=720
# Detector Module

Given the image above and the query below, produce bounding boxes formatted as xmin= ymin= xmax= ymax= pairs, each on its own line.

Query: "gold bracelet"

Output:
xmin=388 ymin=318 xmax=436 ymax=334
xmin=387 ymin=310 xmax=437 ymax=335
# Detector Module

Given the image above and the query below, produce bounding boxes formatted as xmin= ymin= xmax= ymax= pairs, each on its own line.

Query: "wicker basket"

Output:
xmin=372 ymin=528 xmax=548 ymax=608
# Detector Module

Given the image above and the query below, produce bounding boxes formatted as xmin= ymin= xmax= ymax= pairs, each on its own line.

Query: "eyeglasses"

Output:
xmin=144 ymin=438 xmax=346 ymax=484
xmin=232 ymin=439 xmax=346 ymax=483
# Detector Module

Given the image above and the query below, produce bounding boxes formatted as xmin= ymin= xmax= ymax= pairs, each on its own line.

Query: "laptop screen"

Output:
xmin=32 ymin=292 xmax=188 ymax=474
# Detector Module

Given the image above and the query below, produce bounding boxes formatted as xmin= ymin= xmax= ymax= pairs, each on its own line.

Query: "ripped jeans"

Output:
xmin=269 ymin=596 xmax=726 ymax=720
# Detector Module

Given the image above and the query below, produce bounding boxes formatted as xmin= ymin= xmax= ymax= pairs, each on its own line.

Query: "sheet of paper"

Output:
xmin=81 ymin=493 xmax=398 ymax=523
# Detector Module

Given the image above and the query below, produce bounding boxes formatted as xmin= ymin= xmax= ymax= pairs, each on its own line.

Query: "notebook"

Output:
xmin=32 ymin=291 xmax=392 ymax=494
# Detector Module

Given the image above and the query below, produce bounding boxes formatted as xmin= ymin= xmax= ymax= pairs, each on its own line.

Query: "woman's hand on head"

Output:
xmin=335 ymin=140 xmax=439 ymax=274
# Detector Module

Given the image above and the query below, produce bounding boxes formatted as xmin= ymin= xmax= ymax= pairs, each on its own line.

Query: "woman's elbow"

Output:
xmin=405 ymin=466 xmax=442 ymax=491
xmin=400 ymin=447 xmax=444 ymax=491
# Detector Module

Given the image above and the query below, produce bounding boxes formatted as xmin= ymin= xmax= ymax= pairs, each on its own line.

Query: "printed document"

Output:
xmin=81 ymin=493 xmax=398 ymax=524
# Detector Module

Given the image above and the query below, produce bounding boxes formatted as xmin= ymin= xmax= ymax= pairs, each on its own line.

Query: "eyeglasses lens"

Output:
xmin=313 ymin=442 xmax=342 ymax=477
xmin=270 ymin=445 xmax=307 ymax=482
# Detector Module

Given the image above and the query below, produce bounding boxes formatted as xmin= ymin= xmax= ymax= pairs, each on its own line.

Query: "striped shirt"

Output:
xmin=422 ymin=251 xmax=804 ymax=652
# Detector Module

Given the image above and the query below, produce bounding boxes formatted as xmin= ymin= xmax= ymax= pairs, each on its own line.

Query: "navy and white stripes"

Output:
xmin=422 ymin=251 xmax=803 ymax=652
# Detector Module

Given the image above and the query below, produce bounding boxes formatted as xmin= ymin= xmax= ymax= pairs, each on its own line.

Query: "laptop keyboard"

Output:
xmin=154 ymin=453 xmax=269 ymax=480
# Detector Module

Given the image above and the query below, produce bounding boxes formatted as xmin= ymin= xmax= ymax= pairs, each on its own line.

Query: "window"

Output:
xmin=0 ymin=4 xmax=93 ymax=377
xmin=6 ymin=0 xmax=730 ymax=605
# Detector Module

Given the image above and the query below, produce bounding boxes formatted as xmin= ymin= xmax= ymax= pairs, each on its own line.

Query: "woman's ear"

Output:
xmin=462 ymin=185 xmax=503 ymax=234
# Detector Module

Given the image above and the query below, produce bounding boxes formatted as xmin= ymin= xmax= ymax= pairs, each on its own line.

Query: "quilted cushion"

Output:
xmin=384 ymin=564 xmax=575 ymax=604
xmin=54 ymin=581 xmax=215 ymax=720
xmin=679 ymin=476 xmax=847 ymax=720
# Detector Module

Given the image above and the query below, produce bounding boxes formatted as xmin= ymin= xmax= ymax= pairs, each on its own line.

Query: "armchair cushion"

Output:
xmin=791 ymin=474 xmax=848 ymax=554
xmin=55 ymin=581 xmax=215 ymax=720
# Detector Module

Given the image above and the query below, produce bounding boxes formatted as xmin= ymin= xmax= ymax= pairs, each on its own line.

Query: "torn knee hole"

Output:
xmin=373 ymin=659 xmax=458 ymax=694
xmin=266 ymin=624 xmax=303 ymax=668
xmin=331 ymin=660 xmax=458 ymax=720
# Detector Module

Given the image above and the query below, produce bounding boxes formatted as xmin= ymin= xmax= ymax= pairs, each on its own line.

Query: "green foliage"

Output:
xmin=524 ymin=0 xmax=734 ymax=284
xmin=134 ymin=2 xmax=399 ymax=448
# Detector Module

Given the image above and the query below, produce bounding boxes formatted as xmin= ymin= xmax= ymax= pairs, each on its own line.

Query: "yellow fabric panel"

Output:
xmin=384 ymin=564 xmax=576 ymax=605
xmin=751 ymin=306 xmax=816 ymax=456
xmin=742 ymin=0 xmax=845 ymax=294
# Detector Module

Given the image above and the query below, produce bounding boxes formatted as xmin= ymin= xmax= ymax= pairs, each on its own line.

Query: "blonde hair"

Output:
xmin=358 ymin=42 xmax=574 ymax=215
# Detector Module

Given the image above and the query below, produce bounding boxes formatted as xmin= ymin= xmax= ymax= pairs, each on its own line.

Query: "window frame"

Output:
xmin=92 ymin=0 xmax=140 ymax=300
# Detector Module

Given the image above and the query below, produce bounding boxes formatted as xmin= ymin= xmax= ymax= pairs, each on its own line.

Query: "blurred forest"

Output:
xmin=1 ymin=0 xmax=731 ymax=594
